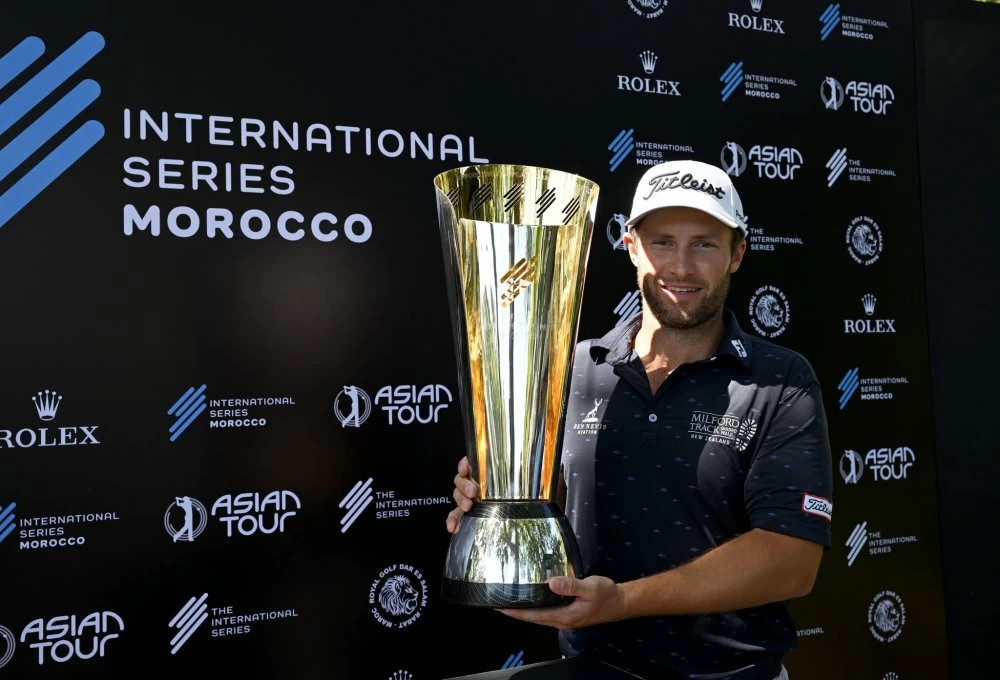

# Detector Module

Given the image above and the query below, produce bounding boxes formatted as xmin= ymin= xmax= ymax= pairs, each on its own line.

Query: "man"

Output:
xmin=447 ymin=160 xmax=833 ymax=680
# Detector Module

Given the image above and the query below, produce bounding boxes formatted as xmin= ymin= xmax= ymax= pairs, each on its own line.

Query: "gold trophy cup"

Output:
xmin=433 ymin=164 xmax=598 ymax=608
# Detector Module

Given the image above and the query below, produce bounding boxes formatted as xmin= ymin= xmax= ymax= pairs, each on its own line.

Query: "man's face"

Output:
xmin=623 ymin=207 xmax=746 ymax=330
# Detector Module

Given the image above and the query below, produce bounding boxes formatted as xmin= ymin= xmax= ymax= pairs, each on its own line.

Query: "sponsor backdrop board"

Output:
xmin=0 ymin=1 xmax=947 ymax=679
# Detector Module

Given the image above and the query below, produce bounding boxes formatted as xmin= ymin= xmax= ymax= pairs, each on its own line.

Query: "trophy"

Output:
xmin=433 ymin=164 xmax=599 ymax=608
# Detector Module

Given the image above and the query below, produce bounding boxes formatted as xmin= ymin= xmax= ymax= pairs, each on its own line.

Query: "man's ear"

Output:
xmin=623 ymin=228 xmax=640 ymax=268
xmin=729 ymin=238 xmax=747 ymax=273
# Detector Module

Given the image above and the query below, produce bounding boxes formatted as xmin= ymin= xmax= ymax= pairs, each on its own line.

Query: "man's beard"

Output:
xmin=639 ymin=269 xmax=730 ymax=330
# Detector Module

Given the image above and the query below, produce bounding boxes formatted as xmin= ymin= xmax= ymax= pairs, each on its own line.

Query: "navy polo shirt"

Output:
xmin=557 ymin=308 xmax=833 ymax=680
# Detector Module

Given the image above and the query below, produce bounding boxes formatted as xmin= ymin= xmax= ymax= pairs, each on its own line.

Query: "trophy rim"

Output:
xmin=432 ymin=163 xmax=600 ymax=192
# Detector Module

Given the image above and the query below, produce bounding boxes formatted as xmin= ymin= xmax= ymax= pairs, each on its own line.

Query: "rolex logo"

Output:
xmin=862 ymin=294 xmax=877 ymax=316
xmin=500 ymin=256 xmax=537 ymax=307
xmin=32 ymin=389 xmax=62 ymax=421
xmin=751 ymin=0 xmax=763 ymax=12
xmin=1 ymin=390 xmax=100 ymax=449
xmin=640 ymin=50 xmax=657 ymax=74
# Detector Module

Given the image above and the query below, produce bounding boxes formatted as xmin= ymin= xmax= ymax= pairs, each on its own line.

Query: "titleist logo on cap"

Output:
xmin=643 ymin=171 xmax=727 ymax=201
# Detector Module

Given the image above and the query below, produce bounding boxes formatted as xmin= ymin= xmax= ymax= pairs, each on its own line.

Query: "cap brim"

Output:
xmin=625 ymin=205 xmax=746 ymax=233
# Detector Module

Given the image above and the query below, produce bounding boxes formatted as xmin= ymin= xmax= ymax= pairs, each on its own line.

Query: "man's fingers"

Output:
xmin=453 ymin=488 xmax=472 ymax=511
xmin=453 ymin=473 xmax=478 ymax=500
xmin=446 ymin=507 xmax=464 ymax=534
xmin=458 ymin=456 xmax=470 ymax=476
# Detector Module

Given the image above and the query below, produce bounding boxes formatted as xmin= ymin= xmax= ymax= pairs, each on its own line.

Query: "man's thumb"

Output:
xmin=548 ymin=576 xmax=579 ymax=596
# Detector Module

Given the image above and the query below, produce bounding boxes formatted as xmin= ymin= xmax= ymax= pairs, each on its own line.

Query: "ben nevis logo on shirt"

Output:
xmin=573 ymin=398 xmax=607 ymax=436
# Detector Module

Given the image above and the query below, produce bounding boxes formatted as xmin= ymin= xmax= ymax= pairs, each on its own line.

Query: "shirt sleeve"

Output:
xmin=744 ymin=359 xmax=834 ymax=549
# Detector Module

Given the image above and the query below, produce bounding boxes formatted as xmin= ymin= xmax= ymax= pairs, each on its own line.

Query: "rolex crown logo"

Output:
xmin=862 ymin=293 xmax=877 ymax=316
xmin=640 ymin=50 xmax=658 ymax=75
xmin=750 ymin=0 xmax=763 ymax=12
xmin=499 ymin=256 xmax=538 ymax=308
xmin=32 ymin=389 xmax=63 ymax=421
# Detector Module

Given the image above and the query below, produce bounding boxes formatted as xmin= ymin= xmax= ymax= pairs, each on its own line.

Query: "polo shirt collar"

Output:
xmin=589 ymin=307 xmax=753 ymax=370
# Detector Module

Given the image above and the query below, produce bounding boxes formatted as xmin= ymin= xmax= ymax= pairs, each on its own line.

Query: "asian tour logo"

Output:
xmin=164 ymin=496 xmax=209 ymax=542
xmin=749 ymin=285 xmax=789 ymax=338
xmin=369 ymin=564 xmax=428 ymax=629
xmin=840 ymin=447 xmax=916 ymax=484
xmin=821 ymin=77 xmax=895 ymax=115
xmin=18 ymin=611 xmax=124 ymax=666
xmin=868 ymin=590 xmax=905 ymax=643
xmin=334 ymin=384 xmax=452 ymax=427
xmin=1 ymin=389 xmax=100 ymax=450
xmin=721 ymin=141 xmax=802 ymax=181
xmin=165 ymin=491 xmax=300 ymax=540
xmin=0 ymin=624 xmax=13 ymax=669
xmin=607 ymin=213 xmax=629 ymax=250
xmin=0 ymin=32 xmax=106 ymax=231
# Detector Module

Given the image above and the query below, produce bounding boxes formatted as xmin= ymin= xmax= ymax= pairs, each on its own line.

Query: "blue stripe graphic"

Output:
xmin=721 ymin=61 xmax=743 ymax=83
xmin=0 ymin=36 xmax=45 ymax=92
xmin=820 ymin=3 xmax=839 ymax=23
xmin=0 ymin=502 xmax=15 ymax=543
xmin=0 ymin=31 xmax=104 ymax=138
xmin=169 ymin=384 xmax=209 ymax=441
xmin=169 ymin=384 xmax=207 ymax=416
xmin=0 ymin=79 xmax=100 ymax=183
xmin=170 ymin=404 xmax=207 ymax=442
xmin=0 ymin=119 xmax=104 ymax=229
xmin=608 ymin=129 xmax=635 ymax=172
xmin=838 ymin=367 xmax=860 ymax=409
xmin=502 ymin=651 xmax=524 ymax=669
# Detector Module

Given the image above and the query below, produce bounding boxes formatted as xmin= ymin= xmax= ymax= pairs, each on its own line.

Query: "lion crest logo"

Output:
xmin=370 ymin=564 xmax=428 ymax=629
xmin=847 ymin=217 xmax=883 ymax=265
xmin=754 ymin=295 xmax=784 ymax=330
xmin=868 ymin=590 xmax=906 ymax=643
xmin=379 ymin=575 xmax=420 ymax=618
xmin=749 ymin=286 xmax=790 ymax=339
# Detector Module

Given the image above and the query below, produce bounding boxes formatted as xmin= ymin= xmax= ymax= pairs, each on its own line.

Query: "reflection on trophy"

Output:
xmin=433 ymin=164 xmax=599 ymax=608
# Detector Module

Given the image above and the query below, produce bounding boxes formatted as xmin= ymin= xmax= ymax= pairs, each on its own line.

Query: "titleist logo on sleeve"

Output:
xmin=643 ymin=171 xmax=727 ymax=201
xmin=802 ymin=493 xmax=833 ymax=521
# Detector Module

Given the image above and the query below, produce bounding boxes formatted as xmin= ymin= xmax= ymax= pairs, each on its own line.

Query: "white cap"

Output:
xmin=625 ymin=160 xmax=748 ymax=235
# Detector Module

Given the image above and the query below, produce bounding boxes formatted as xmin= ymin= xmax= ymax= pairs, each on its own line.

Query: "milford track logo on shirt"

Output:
xmin=688 ymin=411 xmax=759 ymax=451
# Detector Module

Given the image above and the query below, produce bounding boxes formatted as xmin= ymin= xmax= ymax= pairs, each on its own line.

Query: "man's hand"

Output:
xmin=446 ymin=456 xmax=479 ymax=534
xmin=498 ymin=575 xmax=625 ymax=631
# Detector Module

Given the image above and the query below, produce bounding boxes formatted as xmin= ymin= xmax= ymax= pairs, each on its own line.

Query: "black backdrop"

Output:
xmin=0 ymin=2 xmax=949 ymax=678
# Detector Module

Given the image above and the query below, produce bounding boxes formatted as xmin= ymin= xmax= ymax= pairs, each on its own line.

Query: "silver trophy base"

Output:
xmin=442 ymin=501 xmax=584 ymax=608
